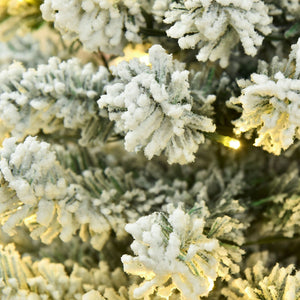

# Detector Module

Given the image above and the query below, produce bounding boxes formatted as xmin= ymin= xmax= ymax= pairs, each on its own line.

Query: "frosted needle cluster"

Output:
xmin=99 ymin=45 xmax=216 ymax=164
xmin=229 ymin=38 xmax=300 ymax=155
xmin=164 ymin=0 xmax=272 ymax=67
xmin=122 ymin=204 xmax=240 ymax=299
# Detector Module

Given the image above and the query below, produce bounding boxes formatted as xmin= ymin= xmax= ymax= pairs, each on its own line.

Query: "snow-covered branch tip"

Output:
xmin=223 ymin=254 xmax=300 ymax=299
xmin=229 ymin=38 xmax=300 ymax=155
xmin=122 ymin=203 xmax=244 ymax=300
xmin=254 ymin=165 xmax=300 ymax=238
xmin=163 ymin=0 xmax=272 ymax=68
xmin=99 ymin=45 xmax=216 ymax=165
xmin=0 ymin=243 xmax=140 ymax=299
xmin=0 ymin=136 xmax=165 ymax=250
xmin=40 ymin=0 xmax=147 ymax=55
xmin=0 ymin=57 xmax=112 ymax=146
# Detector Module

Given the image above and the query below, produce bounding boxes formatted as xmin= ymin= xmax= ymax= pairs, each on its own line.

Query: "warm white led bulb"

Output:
xmin=228 ymin=139 xmax=241 ymax=150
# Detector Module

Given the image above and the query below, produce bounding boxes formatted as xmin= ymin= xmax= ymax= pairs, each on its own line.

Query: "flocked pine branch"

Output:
xmin=151 ymin=0 xmax=171 ymax=22
xmin=98 ymin=45 xmax=216 ymax=164
xmin=0 ymin=56 xmax=112 ymax=146
xmin=0 ymin=34 xmax=51 ymax=70
xmin=222 ymin=254 xmax=300 ymax=299
xmin=0 ymin=136 xmax=131 ymax=250
xmin=0 ymin=136 xmax=71 ymax=244
xmin=163 ymin=0 xmax=272 ymax=67
xmin=121 ymin=202 xmax=246 ymax=300
xmin=121 ymin=163 xmax=250 ymax=299
xmin=253 ymin=164 xmax=300 ymax=238
xmin=0 ymin=0 xmax=300 ymax=299
xmin=134 ymin=160 xmax=248 ymax=228
xmin=0 ymin=136 xmax=186 ymax=251
xmin=0 ymin=243 xmax=144 ymax=300
xmin=40 ymin=0 xmax=147 ymax=55
xmin=229 ymin=38 xmax=300 ymax=155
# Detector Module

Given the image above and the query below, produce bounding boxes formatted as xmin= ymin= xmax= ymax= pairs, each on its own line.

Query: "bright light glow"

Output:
xmin=208 ymin=278 xmax=215 ymax=292
xmin=205 ymin=133 xmax=241 ymax=150
xmin=228 ymin=139 xmax=241 ymax=149
xmin=17 ymin=0 xmax=36 ymax=3
xmin=138 ymin=54 xmax=150 ymax=65
xmin=109 ymin=44 xmax=151 ymax=67
xmin=24 ymin=214 xmax=36 ymax=226
xmin=221 ymin=136 xmax=241 ymax=149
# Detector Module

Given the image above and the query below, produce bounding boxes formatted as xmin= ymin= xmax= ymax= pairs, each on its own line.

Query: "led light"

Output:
xmin=220 ymin=136 xmax=241 ymax=149
xmin=228 ymin=139 xmax=241 ymax=149
xmin=205 ymin=133 xmax=241 ymax=150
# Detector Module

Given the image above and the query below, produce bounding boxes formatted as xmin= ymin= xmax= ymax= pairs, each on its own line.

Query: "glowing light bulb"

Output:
xmin=220 ymin=136 xmax=241 ymax=149
xmin=205 ymin=133 xmax=241 ymax=150
xmin=228 ymin=139 xmax=241 ymax=149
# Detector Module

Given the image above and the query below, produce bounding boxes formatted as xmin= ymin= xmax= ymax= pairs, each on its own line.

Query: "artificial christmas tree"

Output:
xmin=0 ymin=0 xmax=299 ymax=299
